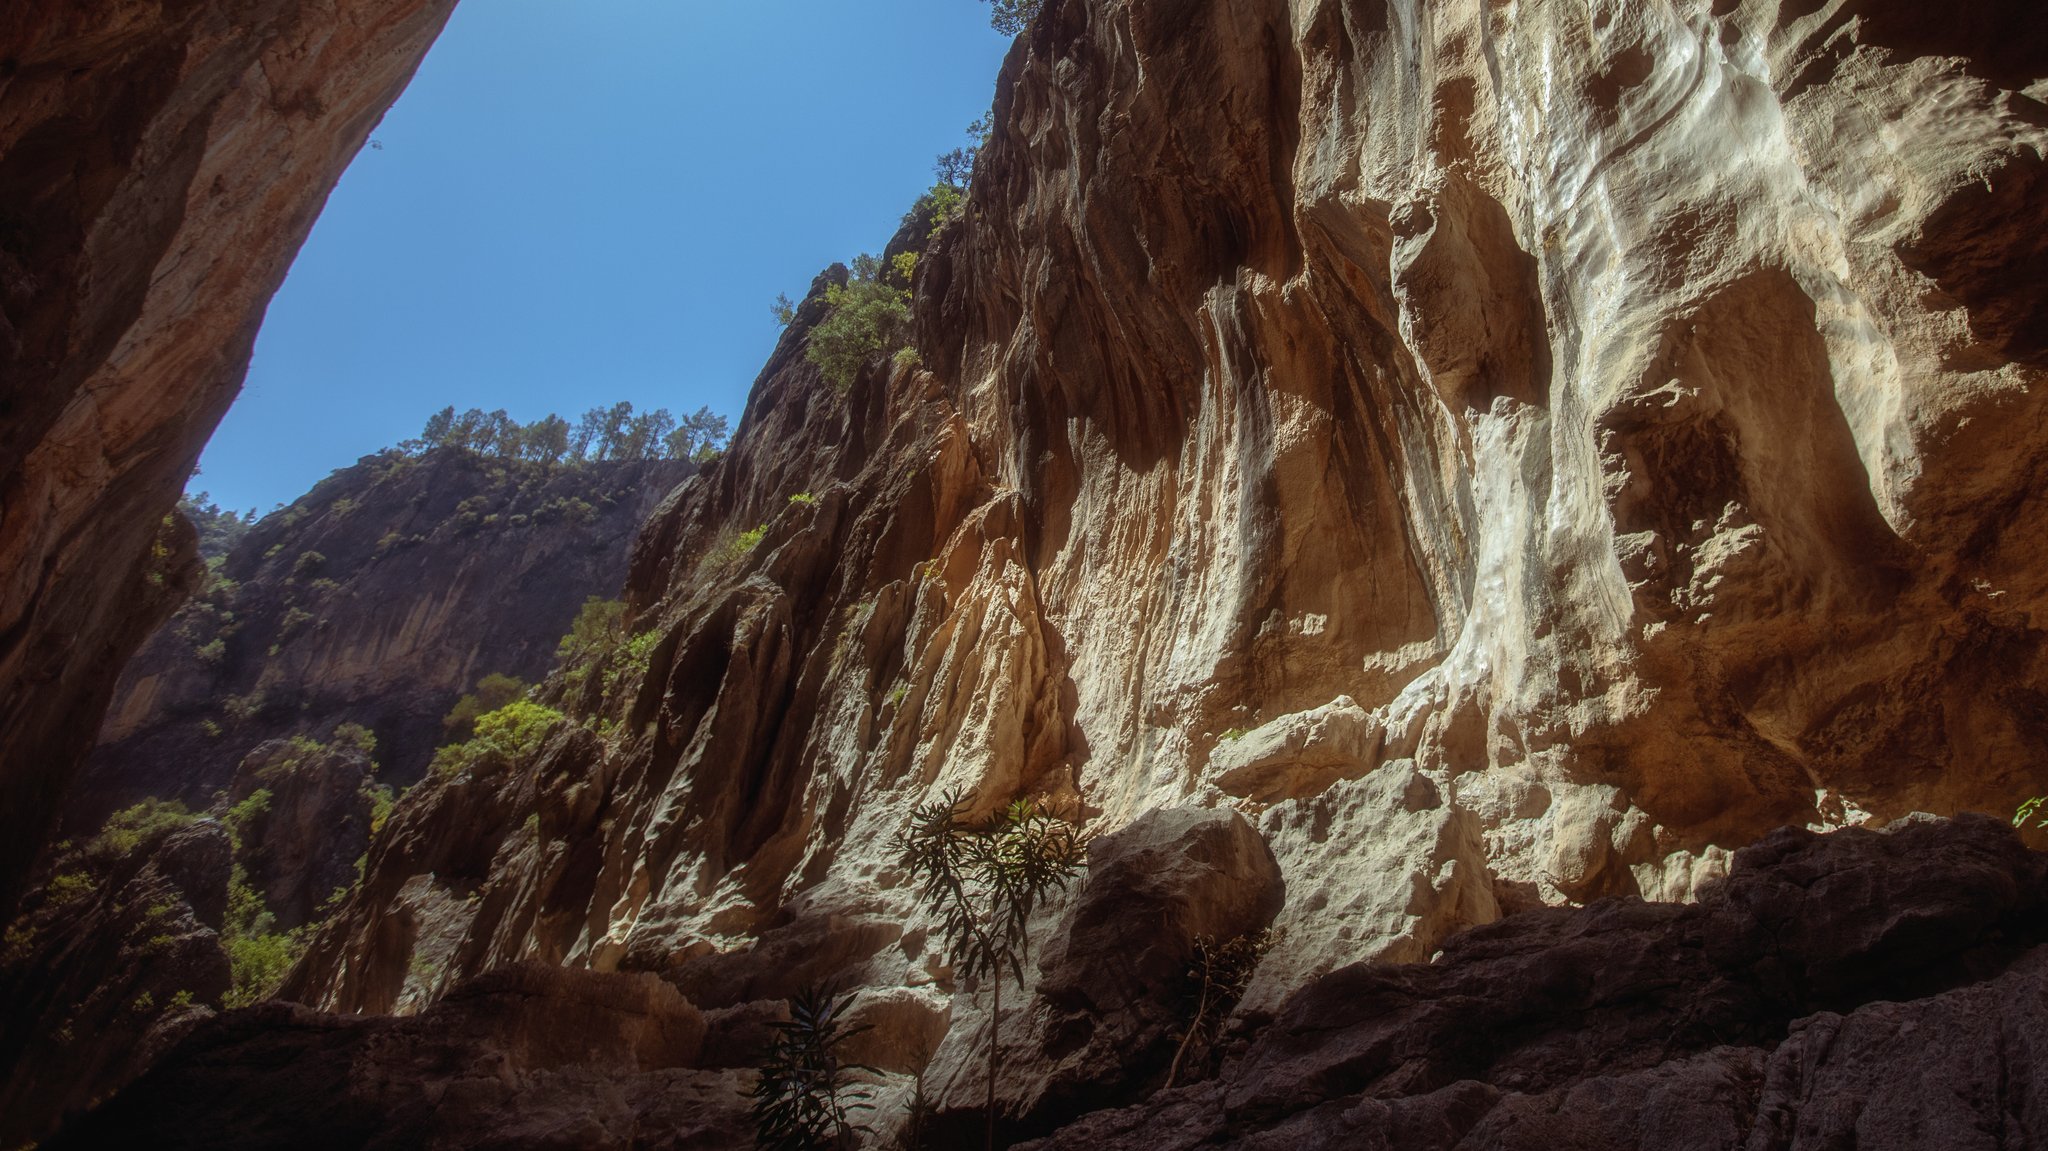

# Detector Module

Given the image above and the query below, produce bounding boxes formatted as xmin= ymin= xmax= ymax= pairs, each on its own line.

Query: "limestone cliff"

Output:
xmin=9 ymin=0 xmax=2048 ymax=1145
xmin=280 ymin=0 xmax=2048 ymax=1140
xmin=79 ymin=448 xmax=693 ymax=828
xmin=0 ymin=0 xmax=458 ymax=917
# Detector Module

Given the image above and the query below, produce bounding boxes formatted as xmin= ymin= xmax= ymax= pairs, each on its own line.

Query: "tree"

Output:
xmin=895 ymin=792 xmax=1083 ymax=1150
xmin=420 ymin=406 xmax=456 ymax=448
xmin=750 ymin=986 xmax=872 ymax=1150
xmin=984 ymin=0 xmax=1040 ymax=36
xmin=442 ymin=673 xmax=530 ymax=739
xmin=526 ymin=414 xmax=572 ymax=465
xmin=621 ymin=407 xmax=677 ymax=462
xmin=667 ymin=405 xmax=731 ymax=462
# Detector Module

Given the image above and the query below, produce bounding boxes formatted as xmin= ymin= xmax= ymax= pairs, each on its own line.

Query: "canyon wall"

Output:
xmin=79 ymin=448 xmax=693 ymax=827
xmin=3 ymin=0 xmax=2045 ymax=1143
xmin=280 ymin=0 xmax=2048 ymax=1137
xmin=0 ymin=0 xmax=458 ymax=916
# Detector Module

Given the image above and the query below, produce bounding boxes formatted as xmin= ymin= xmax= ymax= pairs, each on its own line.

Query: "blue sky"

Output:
xmin=195 ymin=0 xmax=1014 ymax=514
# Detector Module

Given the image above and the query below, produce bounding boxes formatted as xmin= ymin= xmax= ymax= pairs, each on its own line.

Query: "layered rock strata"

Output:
xmin=0 ymin=0 xmax=459 ymax=916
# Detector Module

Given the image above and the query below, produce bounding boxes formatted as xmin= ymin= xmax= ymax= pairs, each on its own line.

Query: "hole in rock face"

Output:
xmin=1899 ymin=151 xmax=2048 ymax=367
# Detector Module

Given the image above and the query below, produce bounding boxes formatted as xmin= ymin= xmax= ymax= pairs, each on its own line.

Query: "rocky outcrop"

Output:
xmin=42 ymin=963 xmax=745 ymax=1151
xmin=0 ymin=0 xmax=458 ymax=916
xmin=289 ymin=0 xmax=2048 ymax=1090
xmin=1021 ymin=814 xmax=2048 ymax=1149
xmin=77 ymin=448 xmax=691 ymax=827
xmin=0 ymin=815 xmax=233 ymax=1147
xmin=228 ymin=737 xmax=379 ymax=930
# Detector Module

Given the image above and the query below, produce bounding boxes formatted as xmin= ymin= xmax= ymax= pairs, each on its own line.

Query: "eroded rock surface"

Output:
xmin=0 ymin=0 xmax=458 ymax=916
xmin=10 ymin=0 xmax=2048 ymax=1144
xmin=1020 ymin=815 xmax=2048 ymax=1150
xmin=0 ymin=818 xmax=233 ymax=1147
xmin=296 ymin=0 xmax=2048 ymax=1072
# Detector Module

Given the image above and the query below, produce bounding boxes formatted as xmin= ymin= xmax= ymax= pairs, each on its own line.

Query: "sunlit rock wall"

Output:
xmin=297 ymin=0 xmax=2046 ymax=1132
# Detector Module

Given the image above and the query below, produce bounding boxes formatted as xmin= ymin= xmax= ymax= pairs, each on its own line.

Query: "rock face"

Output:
xmin=45 ymin=817 xmax=2048 ymax=1149
xmin=78 ymin=448 xmax=692 ymax=828
xmin=1020 ymin=814 xmax=2048 ymax=1150
xmin=9 ymin=0 xmax=2048 ymax=1144
xmin=43 ymin=963 xmax=746 ymax=1151
xmin=0 ymin=817 xmax=234 ymax=1147
xmin=291 ymin=0 xmax=2048 ymax=1085
xmin=0 ymin=0 xmax=458 ymax=916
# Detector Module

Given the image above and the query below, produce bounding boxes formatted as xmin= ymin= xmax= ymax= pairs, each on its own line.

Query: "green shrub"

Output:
xmin=278 ymin=606 xmax=316 ymax=640
xmin=430 ymin=700 xmax=565 ymax=778
xmin=807 ymin=254 xmax=911 ymax=394
xmin=333 ymin=722 xmax=378 ymax=758
xmin=712 ymin=525 xmax=769 ymax=569
xmin=89 ymin=799 xmax=196 ymax=860
xmin=290 ymin=551 xmax=326 ymax=580
xmin=750 ymin=986 xmax=872 ymax=1150
xmin=195 ymin=638 xmax=227 ymax=665
xmin=222 ymin=691 xmax=265 ymax=724
xmin=364 ymin=783 xmax=396 ymax=837
xmin=788 ymin=492 xmax=817 ymax=506
xmin=442 ymin=673 xmax=530 ymax=738
xmin=45 ymin=872 xmax=96 ymax=909
xmin=895 ymin=793 xmax=1083 ymax=1151
xmin=224 ymin=789 xmax=273 ymax=847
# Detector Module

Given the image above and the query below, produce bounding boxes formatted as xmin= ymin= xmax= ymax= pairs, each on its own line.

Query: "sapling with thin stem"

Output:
xmin=895 ymin=789 xmax=1083 ymax=1151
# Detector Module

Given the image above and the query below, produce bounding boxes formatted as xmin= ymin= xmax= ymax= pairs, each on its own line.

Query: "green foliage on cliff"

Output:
xmin=179 ymin=491 xmax=258 ymax=560
xmin=429 ymin=700 xmax=565 ymax=778
xmin=221 ymin=845 xmax=303 ymax=1009
xmin=983 ymin=0 xmax=1040 ymax=35
xmin=89 ymin=799 xmax=197 ymax=862
xmin=808 ymin=254 xmax=912 ymax=394
xmin=407 ymin=402 xmax=729 ymax=466
xmin=442 ymin=673 xmax=530 ymax=739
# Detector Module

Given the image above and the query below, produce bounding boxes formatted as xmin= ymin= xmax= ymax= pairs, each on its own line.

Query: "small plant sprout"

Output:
xmin=895 ymin=790 xmax=1084 ymax=1150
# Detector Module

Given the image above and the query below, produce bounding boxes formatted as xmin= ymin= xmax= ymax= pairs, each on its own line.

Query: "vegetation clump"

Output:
xmin=88 ymin=798 xmax=197 ymax=862
xmin=807 ymin=255 xmax=912 ymax=394
xmin=442 ymin=673 xmax=530 ymax=739
xmin=983 ymin=0 xmax=1041 ymax=36
xmin=179 ymin=491 xmax=257 ymax=559
xmin=1164 ymin=928 xmax=1274 ymax=1089
xmin=430 ymin=699 xmax=565 ymax=778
